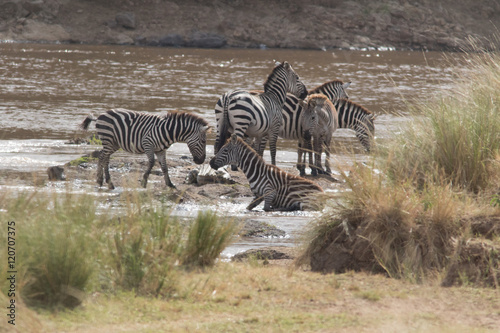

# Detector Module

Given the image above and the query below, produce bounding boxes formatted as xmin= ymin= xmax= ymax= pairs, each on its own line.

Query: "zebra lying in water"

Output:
xmin=210 ymin=134 xmax=324 ymax=211
xmin=80 ymin=108 xmax=209 ymax=189
xmin=297 ymin=94 xmax=338 ymax=177
xmin=214 ymin=61 xmax=307 ymax=169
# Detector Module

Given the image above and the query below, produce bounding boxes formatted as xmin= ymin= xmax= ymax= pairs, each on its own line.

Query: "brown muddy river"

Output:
xmin=0 ymin=43 xmax=459 ymax=256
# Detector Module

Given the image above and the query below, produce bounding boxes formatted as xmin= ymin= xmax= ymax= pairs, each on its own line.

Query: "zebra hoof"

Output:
xmin=167 ymin=183 xmax=176 ymax=189
xmin=108 ymin=183 xmax=115 ymax=190
xmin=311 ymin=169 xmax=318 ymax=177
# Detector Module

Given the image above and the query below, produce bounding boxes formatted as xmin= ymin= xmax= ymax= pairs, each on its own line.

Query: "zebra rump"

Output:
xmin=210 ymin=134 xmax=323 ymax=212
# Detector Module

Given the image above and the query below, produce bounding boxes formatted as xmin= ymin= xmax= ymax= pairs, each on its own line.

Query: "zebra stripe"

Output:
xmin=214 ymin=61 xmax=307 ymax=167
xmin=80 ymin=108 xmax=209 ymax=189
xmin=210 ymin=134 xmax=323 ymax=211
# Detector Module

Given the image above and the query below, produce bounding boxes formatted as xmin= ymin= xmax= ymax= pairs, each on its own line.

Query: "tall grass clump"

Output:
xmin=0 ymin=192 xmax=100 ymax=309
xmin=182 ymin=210 xmax=238 ymax=268
xmin=107 ymin=194 xmax=183 ymax=297
xmin=385 ymin=39 xmax=500 ymax=193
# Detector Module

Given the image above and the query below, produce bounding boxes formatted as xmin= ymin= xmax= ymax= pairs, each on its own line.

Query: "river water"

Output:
xmin=0 ymin=43 xmax=459 ymax=256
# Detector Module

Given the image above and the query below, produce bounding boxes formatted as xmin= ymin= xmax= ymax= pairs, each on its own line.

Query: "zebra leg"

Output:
xmin=141 ymin=149 xmax=156 ymax=188
xmin=156 ymin=150 xmax=176 ymax=189
xmin=247 ymin=196 xmax=264 ymax=211
xmin=324 ymin=140 xmax=332 ymax=175
xmin=98 ymin=147 xmax=117 ymax=189
xmin=268 ymin=128 xmax=280 ymax=166
xmin=297 ymin=142 xmax=306 ymax=177
xmin=314 ymin=138 xmax=325 ymax=175
xmin=305 ymin=137 xmax=318 ymax=177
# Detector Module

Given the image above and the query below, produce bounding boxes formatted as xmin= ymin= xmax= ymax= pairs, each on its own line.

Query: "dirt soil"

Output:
xmin=1 ymin=0 xmax=499 ymax=51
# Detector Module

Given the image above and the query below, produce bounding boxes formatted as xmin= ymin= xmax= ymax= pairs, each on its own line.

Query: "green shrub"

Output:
xmin=0 ymin=193 xmax=98 ymax=309
xmin=182 ymin=211 xmax=238 ymax=268
xmin=108 ymin=202 xmax=183 ymax=297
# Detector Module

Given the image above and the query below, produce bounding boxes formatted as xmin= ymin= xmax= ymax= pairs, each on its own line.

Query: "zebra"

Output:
xmin=296 ymin=94 xmax=338 ymax=177
xmin=80 ymin=108 xmax=209 ymax=189
xmin=308 ymin=80 xmax=375 ymax=152
xmin=214 ymin=61 xmax=308 ymax=169
xmin=210 ymin=134 xmax=324 ymax=211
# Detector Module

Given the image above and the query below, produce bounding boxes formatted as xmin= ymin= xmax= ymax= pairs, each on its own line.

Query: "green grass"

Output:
xmin=0 ymin=191 xmax=235 ymax=309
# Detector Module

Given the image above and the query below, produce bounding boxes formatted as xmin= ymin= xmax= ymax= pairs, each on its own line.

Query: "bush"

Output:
xmin=182 ymin=211 xmax=238 ymax=268
xmin=108 ymin=200 xmax=183 ymax=297
xmin=0 ymin=193 xmax=98 ymax=309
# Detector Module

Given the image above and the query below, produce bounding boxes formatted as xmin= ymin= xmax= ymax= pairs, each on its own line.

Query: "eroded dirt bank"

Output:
xmin=1 ymin=0 xmax=499 ymax=51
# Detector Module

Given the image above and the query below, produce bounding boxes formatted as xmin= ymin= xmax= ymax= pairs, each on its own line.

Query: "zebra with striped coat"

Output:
xmin=210 ymin=134 xmax=324 ymax=211
xmin=297 ymin=94 xmax=338 ymax=177
xmin=80 ymin=108 xmax=209 ymax=189
xmin=309 ymin=80 xmax=375 ymax=152
xmin=214 ymin=61 xmax=307 ymax=168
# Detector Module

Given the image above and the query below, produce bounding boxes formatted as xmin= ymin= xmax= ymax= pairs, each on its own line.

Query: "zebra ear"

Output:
xmin=282 ymin=61 xmax=290 ymax=70
xmin=201 ymin=125 xmax=211 ymax=133
xmin=275 ymin=61 xmax=281 ymax=66
xmin=343 ymin=82 xmax=352 ymax=89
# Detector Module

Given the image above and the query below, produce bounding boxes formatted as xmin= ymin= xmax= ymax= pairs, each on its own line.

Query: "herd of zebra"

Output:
xmin=80 ymin=61 xmax=375 ymax=212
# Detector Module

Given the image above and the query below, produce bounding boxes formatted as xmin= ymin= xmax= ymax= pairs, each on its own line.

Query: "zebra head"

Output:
xmin=185 ymin=121 xmax=210 ymax=164
xmin=355 ymin=114 xmax=376 ymax=152
xmin=275 ymin=61 xmax=308 ymax=100
xmin=299 ymin=98 xmax=320 ymax=141
xmin=210 ymin=134 xmax=240 ymax=170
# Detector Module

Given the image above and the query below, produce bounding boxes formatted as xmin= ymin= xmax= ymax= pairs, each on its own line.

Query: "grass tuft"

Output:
xmin=182 ymin=211 xmax=238 ymax=268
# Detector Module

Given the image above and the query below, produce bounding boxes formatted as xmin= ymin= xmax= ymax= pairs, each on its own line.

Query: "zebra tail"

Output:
xmin=80 ymin=114 xmax=96 ymax=131
xmin=215 ymin=96 xmax=231 ymax=153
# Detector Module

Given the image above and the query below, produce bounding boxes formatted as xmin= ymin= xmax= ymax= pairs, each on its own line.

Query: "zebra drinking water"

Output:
xmin=80 ymin=108 xmax=209 ymax=189
xmin=214 ymin=61 xmax=308 ymax=168
xmin=210 ymin=134 xmax=324 ymax=211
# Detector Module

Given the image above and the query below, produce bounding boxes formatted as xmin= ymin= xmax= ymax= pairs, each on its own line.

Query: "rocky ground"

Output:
xmin=1 ymin=0 xmax=499 ymax=51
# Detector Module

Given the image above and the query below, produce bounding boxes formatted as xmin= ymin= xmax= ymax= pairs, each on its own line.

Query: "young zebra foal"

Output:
xmin=80 ymin=108 xmax=209 ymax=189
xmin=210 ymin=134 xmax=324 ymax=211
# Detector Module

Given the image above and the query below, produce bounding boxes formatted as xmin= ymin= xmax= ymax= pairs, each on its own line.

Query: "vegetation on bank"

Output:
xmin=298 ymin=39 xmax=500 ymax=286
xmin=0 ymin=191 xmax=238 ymax=312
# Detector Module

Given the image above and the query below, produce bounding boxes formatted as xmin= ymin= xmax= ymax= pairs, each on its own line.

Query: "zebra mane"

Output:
xmin=263 ymin=61 xmax=287 ymax=93
xmin=308 ymin=80 xmax=345 ymax=94
xmin=164 ymin=110 xmax=209 ymax=126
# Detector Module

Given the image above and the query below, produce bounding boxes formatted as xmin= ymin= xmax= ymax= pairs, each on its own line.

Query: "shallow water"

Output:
xmin=0 ymin=43 xmax=459 ymax=256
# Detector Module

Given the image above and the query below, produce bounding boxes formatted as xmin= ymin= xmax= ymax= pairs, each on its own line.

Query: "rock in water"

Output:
xmin=47 ymin=166 xmax=66 ymax=180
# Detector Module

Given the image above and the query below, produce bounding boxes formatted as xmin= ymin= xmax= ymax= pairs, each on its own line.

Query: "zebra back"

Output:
xmin=308 ymin=80 xmax=351 ymax=102
xmin=334 ymin=99 xmax=375 ymax=151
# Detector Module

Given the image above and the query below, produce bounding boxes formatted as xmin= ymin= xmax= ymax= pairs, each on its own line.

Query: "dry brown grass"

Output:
xmin=17 ymin=261 xmax=500 ymax=332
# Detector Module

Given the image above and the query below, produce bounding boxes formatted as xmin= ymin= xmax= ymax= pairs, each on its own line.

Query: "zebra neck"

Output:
xmin=263 ymin=70 xmax=287 ymax=106
xmin=237 ymin=144 xmax=268 ymax=180
xmin=162 ymin=114 xmax=188 ymax=141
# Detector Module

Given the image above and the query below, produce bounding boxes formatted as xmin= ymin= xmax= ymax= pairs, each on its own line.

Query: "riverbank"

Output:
xmin=1 ymin=0 xmax=499 ymax=51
